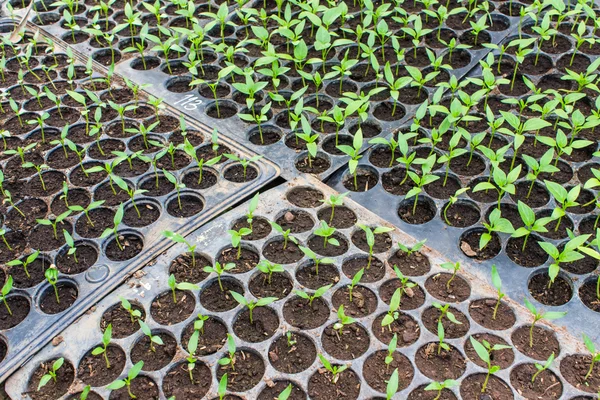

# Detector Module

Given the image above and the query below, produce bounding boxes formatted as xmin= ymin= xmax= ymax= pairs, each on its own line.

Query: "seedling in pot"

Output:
xmin=385 ymin=333 xmax=399 ymax=370
xmin=270 ymin=221 xmax=298 ymax=250
xmin=347 ymin=268 xmax=364 ymax=303
xmin=163 ymin=231 xmax=197 ymax=266
xmin=437 ymin=321 xmax=449 ymax=355
xmin=44 ymin=265 xmax=60 ymax=305
xmin=277 ymin=384 xmax=293 ymax=400
xmin=424 ymin=379 xmax=459 ymax=400
xmin=0 ymin=229 xmax=11 ymax=251
xmin=538 ymin=234 xmax=588 ymax=286
xmin=228 ymin=227 xmax=252 ymax=259
xmin=244 ymin=192 xmax=260 ymax=231
xmin=182 ymin=139 xmax=221 ymax=186
xmin=113 ymin=176 xmax=147 ymax=219
xmin=320 ymin=192 xmax=349 ymax=225
xmin=203 ymin=262 xmax=235 ymax=291
xmin=333 ymin=304 xmax=356 ymax=337
xmin=190 ymin=65 xmax=236 ymax=119
xmin=433 ymin=302 xmax=462 ymax=326
xmin=230 ymin=291 xmax=277 ymax=323
xmin=0 ymin=276 xmax=13 ymax=315
xmin=313 ymin=220 xmax=339 ymax=249
xmin=193 ymin=313 xmax=209 ymax=335
xmin=523 ymin=298 xmax=566 ymax=348
xmin=186 ymin=329 xmax=199 ymax=383
xmin=382 ymin=288 xmax=401 ymax=329
xmin=405 ymin=155 xmax=439 ymax=214
xmin=512 ymin=201 xmax=551 ymax=251
xmin=480 ymin=208 xmax=514 ymax=250
xmin=100 ymin=204 xmax=125 ymax=251
xmin=120 ymin=297 xmax=141 ymax=324
xmin=357 ymin=224 xmax=394 ymax=269
xmin=285 ymin=331 xmax=296 ymax=348
xmin=4 ymin=142 xmax=37 ymax=165
xmin=22 ymin=161 xmax=49 ymax=191
xmin=37 ymin=357 xmax=65 ymax=391
xmin=488 ymin=265 xmax=506 ymax=320
xmin=385 ymin=368 xmax=399 ymax=400
xmin=62 ymin=230 xmax=79 ymax=263
xmin=69 ymin=201 xmax=105 ymax=228
xmin=79 ymin=385 xmax=91 ymax=400
xmin=299 ymin=246 xmax=334 ymax=275
xmin=439 ymin=261 xmax=460 ymax=291
xmin=442 ymin=187 xmax=470 ymax=225
xmin=162 ymin=169 xmax=186 ymax=210
xmin=219 ymin=334 xmax=237 ymax=371
xmin=107 ymin=361 xmax=144 ymax=399
xmin=224 ymin=154 xmax=262 ymax=181
xmin=474 ymin=165 xmax=521 ymax=210
xmin=167 ymin=274 xmax=199 ymax=304
xmin=6 ymin=250 xmax=38 ymax=280
xmin=545 ymin=181 xmax=581 ymax=232
xmin=92 ymin=323 xmax=113 ymax=369
xmin=337 ymin=129 xmax=363 ymax=191
xmin=532 ymin=353 xmax=555 ymax=383
xmin=26 ymin=113 xmax=50 ymax=143
xmin=318 ymin=354 xmax=348 ymax=384
xmin=85 ymin=161 xmax=121 ymax=195
xmin=397 ymin=239 xmax=426 ymax=257
xmin=256 ymin=260 xmax=284 ymax=285
xmin=295 ymin=284 xmax=332 ymax=307
xmin=538 ymin=129 xmax=593 ymax=169
xmin=138 ymin=320 xmax=163 ymax=352
xmin=469 ymin=336 xmax=511 ymax=393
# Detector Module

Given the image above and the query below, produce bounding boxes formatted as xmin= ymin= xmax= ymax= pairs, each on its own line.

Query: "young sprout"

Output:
xmin=0 ymin=275 xmax=12 ymax=315
xmin=63 ymin=230 xmax=78 ymax=263
xmin=523 ymin=298 xmax=566 ymax=348
xmin=92 ymin=323 xmax=113 ymax=369
xmin=512 ymin=201 xmax=551 ymax=251
xmin=424 ymin=379 xmax=459 ymax=400
xmin=318 ymin=354 xmax=348 ymax=384
xmin=392 ymin=266 xmax=417 ymax=304
xmin=203 ymin=262 xmax=235 ymax=291
xmin=490 ymin=265 xmax=505 ymax=320
xmin=223 ymin=154 xmax=263 ymax=181
xmin=218 ymin=373 xmax=228 ymax=400
xmin=531 ymin=353 xmax=555 ymax=383
xmin=581 ymin=334 xmax=600 ymax=382
xmin=139 ymin=320 xmax=163 ymax=352
xmin=186 ymin=328 xmax=199 ymax=383
xmin=162 ymin=169 xmax=185 ymax=210
xmin=348 ymin=268 xmax=364 ymax=303
xmin=442 ymin=187 xmax=471 ymax=225
xmin=439 ymin=261 xmax=460 ymax=291
xmin=480 ymin=208 xmax=514 ymax=249
xmin=246 ymin=192 xmax=260 ymax=230
xmin=230 ymin=291 xmax=277 ymax=324
xmin=0 ymin=229 xmax=10 ymax=251
xmin=437 ymin=321 xmax=448 ymax=355
xmin=277 ymin=384 xmax=293 ymax=400
xmin=382 ymin=288 xmax=401 ymax=329
xmin=79 ymin=385 xmax=91 ymax=400
xmin=397 ymin=239 xmax=427 ymax=256
xmin=37 ymin=358 xmax=65 ymax=391
xmin=357 ymin=224 xmax=394 ymax=269
xmin=433 ymin=302 xmax=463 ymax=326
xmin=36 ymin=211 xmax=72 ymax=240
xmin=7 ymin=250 xmax=40 ymax=279
xmin=3 ymin=191 xmax=25 ymax=217
xmin=469 ymin=336 xmax=512 ymax=393
xmin=333 ymin=304 xmax=356 ymax=336
xmin=162 ymin=230 xmax=197 ymax=266
xmin=313 ymin=220 xmax=339 ymax=248
xmin=320 ymin=192 xmax=349 ymax=224
xmin=337 ymin=129 xmax=364 ymax=191
xmin=256 ymin=260 xmax=284 ymax=285
xmin=295 ymin=284 xmax=332 ymax=307
xmin=299 ymin=246 xmax=334 ymax=275
xmin=473 ymin=165 xmax=522 ymax=210
xmin=270 ymin=221 xmax=298 ymax=250
xmin=386 ymin=368 xmax=399 ymax=400
xmin=538 ymin=234 xmax=588 ymax=286
xmin=228 ymin=227 xmax=252 ymax=259
xmin=218 ymin=334 xmax=237 ymax=371
xmin=385 ymin=333 xmax=398 ymax=368
xmin=45 ymin=266 xmax=60 ymax=304
xmin=120 ymin=297 xmax=141 ymax=324
xmin=286 ymin=331 xmax=296 ymax=347
xmin=100 ymin=204 xmax=125 ymax=251
xmin=544 ymin=181 xmax=581 ymax=232
xmin=167 ymin=274 xmax=199 ymax=304
xmin=107 ymin=361 xmax=144 ymax=399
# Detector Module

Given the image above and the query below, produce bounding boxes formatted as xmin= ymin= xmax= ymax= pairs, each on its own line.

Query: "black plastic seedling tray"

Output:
xmin=4 ymin=176 xmax=596 ymax=399
xmin=0 ymin=24 xmax=279 ymax=381
xmin=327 ymin=19 xmax=600 ymax=343
xmin=9 ymin=0 xmax=521 ymax=180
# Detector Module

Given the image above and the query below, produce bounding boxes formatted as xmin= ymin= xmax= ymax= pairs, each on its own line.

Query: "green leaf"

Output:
xmin=469 ymin=336 xmax=490 ymax=364
xmin=128 ymin=361 xmax=144 ymax=380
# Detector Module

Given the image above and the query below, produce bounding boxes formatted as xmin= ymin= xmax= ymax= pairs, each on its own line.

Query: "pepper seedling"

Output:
xmin=246 ymin=192 xmax=260 ymax=230
xmin=186 ymin=328 xmax=199 ymax=383
xmin=256 ymin=260 xmax=284 ymax=285
xmin=193 ymin=313 xmax=209 ymax=335
xmin=437 ymin=321 xmax=448 ymax=355
xmin=424 ymin=379 xmax=459 ymax=400
xmin=473 ymin=164 xmax=521 ymax=210
xmin=544 ymin=181 xmax=581 ymax=232
xmin=218 ymin=334 xmax=237 ymax=371
xmin=45 ymin=266 xmax=60 ymax=305
xmin=69 ymin=200 xmax=105 ymax=227
xmin=397 ymin=239 xmax=427 ymax=256
xmin=36 ymin=210 xmax=72 ymax=240
xmin=203 ymin=262 xmax=236 ymax=291
xmin=385 ymin=333 xmax=398 ymax=368
xmin=63 ymin=230 xmax=78 ymax=263
xmin=320 ymin=192 xmax=349 ymax=225
xmin=0 ymin=276 xmax=13 ymax=316
xmin=217 ymin=373 xmax=228 ymax=400
xmin=286 ymin=331 xmax=296 ymax=347
xmin=167 ymin=274 xmax=199 ymax=303
xmin=313 ymin=220 xmax=339 ymax=248
xmin=433 ymin=302 xmax=462 ymax=326
xmin=333 ymin=304 xmax=356 ymax=336
xmin=490 ymin=265 xmax=505 ymax=320
xmin=469 ymin=336 xmax=512 ymax=393
xmin=223 ymin=154 xmax=263 ymax=181
xmin=37 ymin=358 xmax=65 ymax=391
xmin=382 ymin=288 xmax=401 ymax=329
xmin=162 ymin=169 xmax=186 ymax=210
xmin=480 ymin=208 xmax=514 ymax=249
xmin=270 ymin=221 xmax=298 ymax=250
xmin=138 ymin=320 xmax=163 ymax=352
xmin=386 ymin=368 xmax=399 ymax=400
xmin=294 ymin=284 xmax=332 ymax=307
xmin=7 ymin=250 xmax=40 ymax=279
xmin=532 ymin=353 xmax=555 ymax=383
xmin=348 ymin=268 xmax=364 ymax=302
xmin=512 ymin=201 xmax=551 ymax=251
xmin=229 ymin=291 xmax=277 ymax=324
xmin=0 ymin=229 xmax=10 ymax=251
xmin=79 ymin=385 xmax=91 ymax=400
xmin=228 ymin=227 xmax=252 ymax=259
xmin=442 ymin=187 xmax=471 ymax=225
xmin=439 ymin=261 xmax=460 ymax=291
xmin=357 ymin=224 xmax=394 ymax=269
xmin=100 ymin=203 xmax=125 ymax=251
xmin=92 ymin=323 xmax=113 ymax=369
xmin=538 ymin=234 xmax=588 ymax=286
xmin=107 ymin=361 xmax=144 ymax=399
xmin=318 ymin=354 xmax=348 ymax=384
xmin=163 ymin=230 xmax=197 ymax=266
xmin=523 ymin=298 xmax=566 ymax=348
xmin=299 ymin=246 xmax=335 ymax=275
xmin=277 ymin=384 xmax=293 ymax=400
xmin=336 ymin=129 xmax=364 ymax=191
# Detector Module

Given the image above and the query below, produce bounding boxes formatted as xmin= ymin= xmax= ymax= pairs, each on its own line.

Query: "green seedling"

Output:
xmin=63 ymin=230 xmax=78 ymax=263
xmin=218 ymin=334 xmax=237 ymax=370
xmin=100 ymin=204 xmax=125 ymax=251
xmin=299 ymin=246 xmax=334 ymax=275
xmin=79 ymin=385 xmax=91 ymax=400
xmin=256 ymin=260 xmax=284 ymax=285
xmin=480 ymin=208 xmax=514 ymax=249
xmin=139 ymin=320 xmax=163 ymax=352
xmin=469 ymin=336 xmax=511 ymax=393
xmin=333 ymin=304 xmax=356 ymax=336
xmin=45 ymin=266 xmax=60 ymax=304
xmin=532 ymin=353 xmax=555 ymax=383
xmin=69 ymin=201 xmax=105 ymax=227
xmin=36 ymin=210 xmax=71 ymax=240
xmin=223 ymin=154 xmax=262 ymax=181
xmin=439 ymin=261 xmax=460 ymax=291
xmin=348 ymin=268 xmax=364 ymax=302
xmin=92 ymin=323 xmax=113 ymax=369
xmin=229 ymin=291 xmax=277 ymax=323
xmin=357 ymin=224 xmax=394 ymax=269
xmin=544 ymin=181 xmax=581 ymax=232
xmin=0 ymin=276 xmax=13 ymax=315
xmin=538 ymin=234 xmax=589 ymax=286
xmin=392 ymin=266 xmax=417 ymax=304
xmin=163 ymin=230 xmax=197 ymax=266
xmin=3 ymin=191 xmax=25 ymax=217
xmin=319 ymin=192 xmax=349 ymax=225
xmin=107 ymin=361 xmax=144 ymax=399
xmin=433 ymin=302 xmax=462 ymax=326
xmin=193 ymin=313 xmax=209 ymax=335
xmin=523 ymin=298 xmax=566 ymax=348
xmin=385 ymin=334 xmax=398 ymax=368
xmin=120 ymin=297 xmax=142 ymax=324
xmin=228 ymin=227 xmax=252 ymax=259
xmin=286 ymin=331 xmax=296 ymax=347
xmin=277 ymin=384 xmax=293 ymax=400
xmin=382 ymin=288 xmax=401 ymax=329
xmin=386 ymin=368 xmax=399 ymax=400
xmin=186 ymin=328 xmax=199 ymax=383
xmin=318 ymin=354 xmax=348 ymax=384
xmin=203 ymin=262 xmax=235 ymax=291
xmin=217 ymin=373 xmax=228 ymax=400
xmin=162 ymin=169 xmax=185 ymax=210
xmin=295 ymin=284 xmax=332 ymax=307
xmin=336 ymin=129 xmax=364 ymax=191
xmin=512 ymin=201 xmax=551 ymax=251
xmin=270 ymin=221 xmax=298 ymax=250
xmin=167 ymin=274 xmax=199 ymax=303
xmin=0 ymin=229 xmax=10 ymax=251
xmin=245 ymin=192 xmax=260 ymax=230
xmin=582 ymin=334 xmax=600 ymax=382
xmin=424 ymin=379 xmax=459 ymax=400
xmin=7 ymin=250 xmax=39 ymax=279
xmin=313 ymin=220 xmax=339 ymax=248
xmin=490 ymin=265 xmax=505 ymax=320
xmin=442 ymin=187 xmax=471 ymax=225
xmin=397 ymin=239 xmax=427 ymax=256
xmin=37 ymin=358 xmax=65 ymax=391
xmin=437 ymin=321 xmax=448 ymax=355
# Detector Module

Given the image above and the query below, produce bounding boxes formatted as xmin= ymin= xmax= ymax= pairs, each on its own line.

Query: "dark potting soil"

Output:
xmin=199 ymin=279 xmax=244 ymax=312
xmin=167 ymin=195 xmax=204 ymax=217
xmin=321 ymin=323 xmax=370 ymax=360
xmin=105 ymin=234 xmax=144 ymax=261
xmin=27 ymin=358 xmax=74 ymax=400
xmin=342 ymin=256 xmax=385 ymax=283
xmin=10 ymin=257 xmax=49 ymax=289
xmin=282 ymin=296 xmax=330 ymax=329
xmin=351 ymin=229 xmax=393 ymax=253
xmin=39 ymin=284 xmax=77 ymax=314
xmin=55 ymin=244 xmax=98 ymax=274
xmin=123 ymin=203 xmax=160 ymax=227
xmin=249 ymin=273 xmax=293 ymax=299
xmin=379 ymin=278 xmax=426 ymax=310
xmin=257 ymin=380 xmax=306 ymax=400
xmin=217 ymin=247 xmax=260 ymax=274
xmin=0 ymin=295 xmax=29 ymax=329
xmin=363 ymin=350 xmax=414 ymax=393
xmin=108 ymin=376 xmax=159 ymax=400
xmin=560 ymin=354 xmax=600 ymax=393
xmin=510 ymin=363 xmax=562 ymax=399
xmin=460 ymin=229 xmax=502 ymax=261
xmin=295 ymin=154 xmax=331 ymax=174
xmin=182 ymin=169 xmax=218 ymax=190
xmin=505 ymin=236 xmax=548 ymax=267
xmin=511 ymin=325 xmax=560 ymax=361
xmin=407 ymin=384 xmax=457 ymax=400
xmin=388 ymin=249 xmax=431 ymax=276
xmin=317 ymin=206 xmax=358 ymax=229
xmin=286 ymin=187 xmax=324 ymax=208
xmin=415 ymin=343 xmax=467 ymax=381
xmin=468 ymin=299 xmax=516 ymax=330
xmin=78 ymin=345 xmax=126 ymax=387
xmin=307 ymin=368 xmax=361 ymax=400
xmin=275 ymin=210 xmax=315 ymax=233
xmin=216 ymin=350 xmax=265 ymax=392
xmin=528 ymin=272 xmax=572 ymax=306
xmin=268 ymin=332 xmax=316 ymax=374
xmin=331 ymin=285 xmax=378 ymax=318
xmin=130 ymin=332 xmax=177 ymax=371
xmin=262 ymin=239 xmax=303 ymax=264
xmin=180 ymin=317 xmax=227 ymax=356
xmin=101 ymin=301 xmax=145 ymax=339
xmin=233 ymin=307 xmax=279 ymax=342
xmin=397 ymin=198 xmax=437 ymax=224
xmin=295 ymin=263 xmax=340 ymax=289
xmin=168 ymin=252 xmax=210 ymax=284
xmin=460 ymin=373 xmax=514 ymax=400
xmin=223 ymin=165 xmax=258 ymax=183
xmin=424 ymin=272 xmax=471 ymax=303
xmin=150 ymin=290 xmax=196 ymax=325
xmin=162 ymin=362 xmax=212 ymax=399
xmin=342 ymin=171 xmax=379 ymax=192
xmin=307 ymin=233 xmax=349 ymax=257
xmin=442 ymin=202 xmax=481 ymax=227
xmin=372 ymin=312 xmax=420 ymax=346
xmin=579 ymin=278 xmax=600 ymax=312
xmin=422 ymin=306 xmax=470 ymax=339
xmin=231 ymin=217 xmax=272 ymax=240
